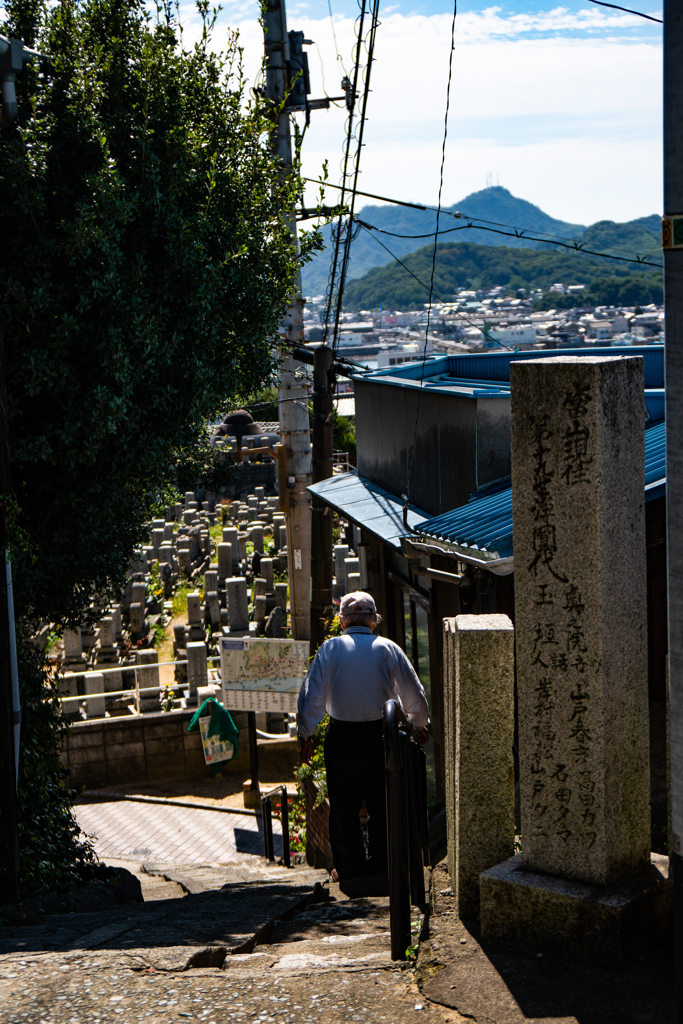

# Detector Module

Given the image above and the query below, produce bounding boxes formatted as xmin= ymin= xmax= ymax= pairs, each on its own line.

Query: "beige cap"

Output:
xmin=340 ymin=591 xmax=376 ymax=616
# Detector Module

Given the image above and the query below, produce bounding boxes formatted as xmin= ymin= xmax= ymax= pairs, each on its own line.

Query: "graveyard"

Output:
xmin=0 ymin=351 xmax=675 ymax=1024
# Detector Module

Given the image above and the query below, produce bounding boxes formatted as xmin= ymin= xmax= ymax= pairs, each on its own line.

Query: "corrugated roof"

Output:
xmin=307 ymin=472 xmax=429 ymax=549
xmin=416 ymin=420 xmax=666 ymax=559
xmin=353 ymin=346 xmax=664 ymax=392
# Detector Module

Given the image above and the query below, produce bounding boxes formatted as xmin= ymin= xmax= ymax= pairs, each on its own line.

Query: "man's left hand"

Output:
xmin=299 ymin=737 xmax=315 ymax=764
xmin=414 ymin=727 xmax=429 ymax=746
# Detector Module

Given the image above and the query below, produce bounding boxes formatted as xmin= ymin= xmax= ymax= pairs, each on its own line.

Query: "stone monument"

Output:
xmin=480 ymin=354 xmax=669 ymax=968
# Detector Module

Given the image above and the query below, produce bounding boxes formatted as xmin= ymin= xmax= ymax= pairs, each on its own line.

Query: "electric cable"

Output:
xmin=586 ymin=0 xmax=661 ymax=22
xmin=305 ymin=178 xmax=663 ymax=266
xmin=330 ymin=0 xmax=382 ymax=359
xmin=357 ymin=223 xmax=513 ymax=350
xmin=321 ymin=0 xmax=369 ymax=349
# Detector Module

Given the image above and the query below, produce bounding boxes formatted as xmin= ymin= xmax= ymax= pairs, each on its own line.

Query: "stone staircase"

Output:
xmin=0 ymin=860 xmax=435 ymax=1023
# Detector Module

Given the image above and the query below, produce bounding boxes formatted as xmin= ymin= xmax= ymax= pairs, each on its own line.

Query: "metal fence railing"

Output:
xmin=56 ymin=656 xmax=222 ymax=716
xmin=261 ymin=784 xmax=291 ymax=868
xmin=383 ymin=699 xmax=430 ymax=961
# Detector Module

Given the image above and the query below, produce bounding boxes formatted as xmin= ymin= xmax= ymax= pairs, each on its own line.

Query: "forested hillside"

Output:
xmin=341 ymin=240 xmax=662 ymax=310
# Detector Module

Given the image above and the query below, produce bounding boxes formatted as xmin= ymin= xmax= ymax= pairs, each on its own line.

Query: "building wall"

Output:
xmin=354 ymin=379 xmax=510 ymax=517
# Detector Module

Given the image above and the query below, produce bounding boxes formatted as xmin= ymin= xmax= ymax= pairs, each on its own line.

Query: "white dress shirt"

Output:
xmin=297 ymin=626 xmax=430 ymax=737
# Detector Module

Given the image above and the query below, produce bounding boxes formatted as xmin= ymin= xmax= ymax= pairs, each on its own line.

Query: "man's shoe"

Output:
xmin=339 ymin=872 xmax=389 ymax=898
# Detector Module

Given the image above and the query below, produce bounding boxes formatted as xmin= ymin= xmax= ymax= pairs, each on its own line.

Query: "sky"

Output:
xmin=160 ymin=1 xmax=662 ymax=225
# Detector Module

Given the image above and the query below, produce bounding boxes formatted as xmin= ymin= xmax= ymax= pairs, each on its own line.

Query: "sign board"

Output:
xmin=662 ymin=215 xmax=683 ymax=249
xmin=198 ymin=716 xmax=236 ymax=765
xmin=219 ymin=637 xmax=309 ymax=713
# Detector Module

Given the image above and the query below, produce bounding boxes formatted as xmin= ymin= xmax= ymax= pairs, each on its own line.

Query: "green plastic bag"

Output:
xmin=188 ymin=698 xmax=240 ymax=775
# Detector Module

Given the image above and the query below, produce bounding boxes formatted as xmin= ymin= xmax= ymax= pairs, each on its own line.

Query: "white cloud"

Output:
xmin=179 ymin=4 xmax=663 ymax=223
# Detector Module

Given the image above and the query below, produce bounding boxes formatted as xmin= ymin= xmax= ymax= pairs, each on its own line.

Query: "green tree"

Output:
xmin=1 ymin=0 xmax=319 ymax=896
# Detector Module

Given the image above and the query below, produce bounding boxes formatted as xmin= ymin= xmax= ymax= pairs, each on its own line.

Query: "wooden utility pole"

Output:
xmin=263 ymin=0 xmax=312 ymax=641
xmin=310 ymin=345 xmax=335 ymax=654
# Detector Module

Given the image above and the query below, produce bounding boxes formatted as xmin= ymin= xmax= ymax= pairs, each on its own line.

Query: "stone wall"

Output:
xmin=62 ymin=710 xmax=250 ymax=789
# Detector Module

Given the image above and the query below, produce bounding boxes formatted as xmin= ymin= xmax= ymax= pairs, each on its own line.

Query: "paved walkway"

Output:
xmin=74 ymin=799 xmax=282 ymax=865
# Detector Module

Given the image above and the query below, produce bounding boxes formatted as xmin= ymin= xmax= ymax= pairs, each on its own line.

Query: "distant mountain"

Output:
xmin=300 ymin=185 xmax=661 ymax=300
xmin=340 ymin=240 xmax=663 ymax=311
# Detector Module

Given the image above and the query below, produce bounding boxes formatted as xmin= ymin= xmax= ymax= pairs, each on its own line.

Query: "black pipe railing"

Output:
xmin=383 ymin=699 xmax=429 ymax=961
xmin=261 ymin=785 xmax=291 ymax=868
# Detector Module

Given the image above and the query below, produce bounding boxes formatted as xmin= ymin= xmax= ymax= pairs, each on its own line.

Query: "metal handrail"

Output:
xmin=383 ymin=699 xmax=429 ymax=961
xmin=261 ymin=784 xmax=291 ymax=868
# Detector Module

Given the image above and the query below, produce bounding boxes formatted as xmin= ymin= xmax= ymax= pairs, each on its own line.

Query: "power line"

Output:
xmin=357 ymin=223 xmax=513 ymax=351
xmin=330 ymin=0 xmax=382 ymax=359
xmin=305 ymin=177 xmax=663 ymax=266
xmin=405 ymin=0 xmax=458 ymax=509
xmin=360 ymin=218 xmax=663 ymax=268
xmin=586 ymin=0 xmax=662 ymax=23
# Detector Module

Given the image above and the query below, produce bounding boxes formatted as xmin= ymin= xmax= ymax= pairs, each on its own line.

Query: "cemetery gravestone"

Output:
xmin=227 ymin=578 xmax=249 ymax=632
xmin=137 ymin=650 xmax=161 ymax=712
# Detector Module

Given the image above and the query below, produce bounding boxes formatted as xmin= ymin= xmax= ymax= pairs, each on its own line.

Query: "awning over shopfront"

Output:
xmin=307 ymin=472 xmax=429 ymax=550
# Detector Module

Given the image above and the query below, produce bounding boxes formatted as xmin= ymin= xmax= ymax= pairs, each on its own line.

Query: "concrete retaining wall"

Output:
xmin=61 ymin=711 xmax=249 ymax=789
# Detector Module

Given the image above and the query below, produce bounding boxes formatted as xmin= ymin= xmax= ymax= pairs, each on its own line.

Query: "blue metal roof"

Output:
xmin=307 ymin=472 xmax=429 ymax=550
xmin=353 ymin=345 xmax=664 ymax=392
xmin=416 ymin=420 xmax=666 ymax=559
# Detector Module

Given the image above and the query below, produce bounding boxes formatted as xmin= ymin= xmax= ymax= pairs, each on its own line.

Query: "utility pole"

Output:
xmin=310 ymin=345 xmax=335 ymax=654
xmin=0 ymin=328 xmax=20 ymax=904
xmin=664 ymin=2 xmax=683 ymax=1019
xmin=263 ymin=0 xmax=312 ymax=642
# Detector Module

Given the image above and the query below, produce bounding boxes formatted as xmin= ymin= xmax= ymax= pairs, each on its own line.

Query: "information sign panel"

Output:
xmin=219 ymin=637 xmax=309 ymax=713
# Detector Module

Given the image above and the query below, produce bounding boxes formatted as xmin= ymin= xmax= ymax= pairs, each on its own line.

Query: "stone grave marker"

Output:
xmin=226 ymin=578 xmax=249 ymax=632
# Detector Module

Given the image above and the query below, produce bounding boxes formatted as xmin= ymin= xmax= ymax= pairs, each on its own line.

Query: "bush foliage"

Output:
xmin=1 ymin=0 xmax=319 ymax=897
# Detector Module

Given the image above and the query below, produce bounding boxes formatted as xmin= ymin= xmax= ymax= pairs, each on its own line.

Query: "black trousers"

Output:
xmin=324 ymin=718 xmax=388 ymax=881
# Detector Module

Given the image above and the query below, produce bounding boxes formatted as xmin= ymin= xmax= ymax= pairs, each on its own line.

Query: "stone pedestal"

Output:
xmin=480 ymin=853 xmax=670 ymax=970
xmin=443 ymin=614 xmax=515 ymax=919
xmin=347 ymin=573 xmax=361 ymax=592
xmin=227 ymin=578 xmax=249 ymax=631
xmin=253 ymin=577 xmax=267 ymax=599
xmin=481 ymin=354 xmax=665 ymax=964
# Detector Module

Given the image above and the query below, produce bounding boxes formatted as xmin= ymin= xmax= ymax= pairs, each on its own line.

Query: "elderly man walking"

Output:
xmin=298 ymin=592 xmax=429 ymax=884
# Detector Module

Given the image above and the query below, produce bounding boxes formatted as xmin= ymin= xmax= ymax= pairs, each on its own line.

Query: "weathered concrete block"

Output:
xmin=510 ymin=355 xmax=649 ymax=887
xmin=443 ymin=614 xmax=515 ymax=918
xmin=480 ymin=852 xmax=670 ymax=970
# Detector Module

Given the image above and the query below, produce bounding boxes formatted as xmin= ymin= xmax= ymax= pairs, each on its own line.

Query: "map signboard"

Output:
xmin=219 ymin=637 xmax=309 ymax=712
